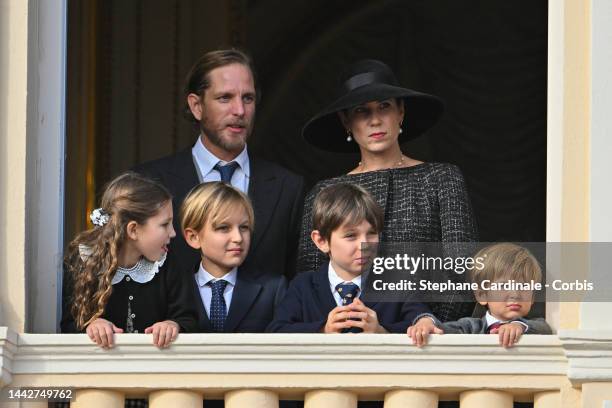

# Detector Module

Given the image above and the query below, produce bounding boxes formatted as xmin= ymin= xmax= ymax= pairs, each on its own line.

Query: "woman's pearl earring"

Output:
xmin=346 ymin=129 xmax=352 ymax=142
xmin=399 ymin=122 xmax=403 ymax=134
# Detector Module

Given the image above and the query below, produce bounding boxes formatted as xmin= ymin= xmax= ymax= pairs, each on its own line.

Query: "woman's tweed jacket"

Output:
xmin=297 ymin=162 xmax=478 ymax=322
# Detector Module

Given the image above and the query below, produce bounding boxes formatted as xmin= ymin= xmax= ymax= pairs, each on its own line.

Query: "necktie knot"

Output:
xmin=214 ymin=161 xmax=239 ymax=183
xmin=208 ymin=279 xmax=228 ymax=294
xmin=335 ymin=282 xmax=359 ymax=305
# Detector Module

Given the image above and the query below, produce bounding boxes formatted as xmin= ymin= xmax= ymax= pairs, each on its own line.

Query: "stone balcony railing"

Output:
xmin=1 ymin=327 xmax=611 ymax=407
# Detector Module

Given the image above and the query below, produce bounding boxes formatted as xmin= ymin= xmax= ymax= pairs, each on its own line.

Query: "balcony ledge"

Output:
xmin=559 ymin=329 xmax=612 ymax=384
xmin=2 ymin=329 xmax=565 ymax=375
xmin=3 ymin=327 xmax=612 ymax=393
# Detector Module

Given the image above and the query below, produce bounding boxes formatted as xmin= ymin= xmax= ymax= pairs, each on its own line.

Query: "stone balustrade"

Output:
xmin=1 ymin=328 xmax=611 ymax=407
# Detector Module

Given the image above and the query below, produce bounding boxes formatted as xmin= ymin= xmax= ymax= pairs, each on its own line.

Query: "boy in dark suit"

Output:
xmin=408 ymin=243 xmax=552 ymax=347
xmin=181 ymin=181 xmax=285 ymax=333
xmin=267 ymin=183 xmax=430 ymax=334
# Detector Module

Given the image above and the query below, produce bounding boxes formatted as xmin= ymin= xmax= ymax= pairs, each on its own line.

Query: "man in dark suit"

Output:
xmin=135 ymin=49 xmax=304 ymax=279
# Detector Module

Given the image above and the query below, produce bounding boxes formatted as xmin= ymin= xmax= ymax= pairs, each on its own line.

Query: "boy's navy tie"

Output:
xmin=336 ymin=282 xmax=362 ymax=333
xmin=214 ymin=161 xmax=239 ymax=183
xmin=208 ymin=279 xmax=228 ymax=332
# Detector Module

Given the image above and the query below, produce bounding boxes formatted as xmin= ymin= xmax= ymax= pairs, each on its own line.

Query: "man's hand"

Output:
xmin=86 ymin=318 xmax=124 ymax=349
xmin=407 ymin=316 xmax=443 ymax=347
xmin=145 ymin=320 xmax=180 ymax=348
xmin=492 ymin=322 xmax=525 ymax=348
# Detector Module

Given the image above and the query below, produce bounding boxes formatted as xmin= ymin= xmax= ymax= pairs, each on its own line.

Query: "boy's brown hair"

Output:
xmin=312 ymin=183 xmax=383 ymax=241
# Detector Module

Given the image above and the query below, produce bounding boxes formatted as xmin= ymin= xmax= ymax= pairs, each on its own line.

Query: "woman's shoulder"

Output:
xmin=305 ymin=162 xmax=465 ymax=197
xmin=401 ymin=161 xmax=461 ymax=174
xmin=401 ymin=162 xmax=465 ymax=182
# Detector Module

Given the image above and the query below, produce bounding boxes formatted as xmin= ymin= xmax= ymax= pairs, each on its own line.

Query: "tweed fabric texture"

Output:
xmin=297 ymin=162 xmax=478 ymax=322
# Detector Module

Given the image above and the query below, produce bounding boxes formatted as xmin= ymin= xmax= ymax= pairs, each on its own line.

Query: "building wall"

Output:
xmin=581 ymin=0 xmax=612 ymax=329
xmin=0 ymin=0 xmax=29 ymax=333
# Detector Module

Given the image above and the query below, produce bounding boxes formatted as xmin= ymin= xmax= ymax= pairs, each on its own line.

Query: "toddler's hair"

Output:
xmin=470 ymin=243 xmax=542 ymax=286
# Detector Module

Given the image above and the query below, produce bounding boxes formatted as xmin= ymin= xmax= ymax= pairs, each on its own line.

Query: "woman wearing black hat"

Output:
xmin=298 ymin=60 xmax=478 ymax=323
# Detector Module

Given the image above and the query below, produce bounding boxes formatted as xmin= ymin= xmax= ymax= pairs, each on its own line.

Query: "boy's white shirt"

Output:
xmin=191 ymin=136 xmax=250 ymax=192
xmin=195 ymin=264 xmax=238 ymax=317
xmin=485 ymin=310 xmax=529 ymax=331
xmin=327 ymin=262 xmax=362 ymax=307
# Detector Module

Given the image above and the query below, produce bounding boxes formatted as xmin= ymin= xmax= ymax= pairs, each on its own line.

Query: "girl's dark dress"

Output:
xmin=61 ymin=251 xmax=198 ymax=334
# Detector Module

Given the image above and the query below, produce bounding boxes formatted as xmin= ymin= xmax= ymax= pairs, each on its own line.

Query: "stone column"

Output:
xmin=71 ymin=389 xmax=124 ymax=408
xmin=460 ymin=390 xmax=513 ymax=408
xmin=534 ymin=391 xmax=561 ymax=408
xmin=225 ymin=389 xmax=279 ymax=408
xmin=149 ymin=390 xmax=203 ymax=408
xmin=305 ymin=390 xmax=357 ymax=408
xmin=384 ymin=389 xmax=439 ymax=408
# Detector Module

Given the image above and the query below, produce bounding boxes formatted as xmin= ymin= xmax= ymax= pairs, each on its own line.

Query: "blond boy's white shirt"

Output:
xmin=195 ymin=264 xmax=238 ymax=317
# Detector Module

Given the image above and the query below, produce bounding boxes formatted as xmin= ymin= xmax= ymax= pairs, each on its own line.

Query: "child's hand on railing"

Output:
xmin=407 ymin=317 xmax=444 ymax=347
xmin=86 ymin=318 xmax=124 ymax=349
xmin=145 ymin=320 xmax=180 ymax=348
xmin=491 ymin=322 xmax=525 ymax=348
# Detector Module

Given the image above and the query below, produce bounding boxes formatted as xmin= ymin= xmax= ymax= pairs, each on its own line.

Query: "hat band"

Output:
xmin=342 ymin=71 xmax=397 ymax=93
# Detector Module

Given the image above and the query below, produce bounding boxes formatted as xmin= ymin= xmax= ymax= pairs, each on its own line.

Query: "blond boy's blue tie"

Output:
xmin=208 ymin=279 xmax=228 ymax=332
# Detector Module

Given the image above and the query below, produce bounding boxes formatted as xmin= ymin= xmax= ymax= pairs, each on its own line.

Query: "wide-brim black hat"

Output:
xmin=302 ymin=59 xmax=445 ymax=153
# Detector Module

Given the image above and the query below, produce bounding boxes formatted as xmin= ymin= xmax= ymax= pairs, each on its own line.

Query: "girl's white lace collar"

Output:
xmin=78 ymin=245 xmax=166 ymax=285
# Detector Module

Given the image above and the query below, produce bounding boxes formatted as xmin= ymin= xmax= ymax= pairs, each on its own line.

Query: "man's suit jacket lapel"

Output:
xmin=248 ymin=157 xmax=282 ymax=255
xmin=167 ymin=148 xmax=200 ymax=201
xmin=166 ymin=150 xmax=284 ymax=257
xmin=224 ymin=271 xmax=263 ymax=332
xmin=312 ymin=263 xmax=338 ymax=318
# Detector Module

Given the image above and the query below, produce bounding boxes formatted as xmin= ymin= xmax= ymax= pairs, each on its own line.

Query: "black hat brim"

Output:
xmin=302 ymin=83 xmax=444 ymax=153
